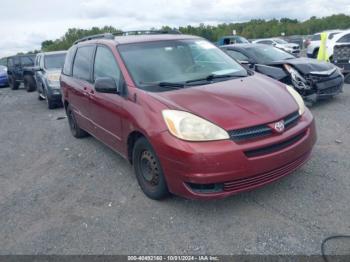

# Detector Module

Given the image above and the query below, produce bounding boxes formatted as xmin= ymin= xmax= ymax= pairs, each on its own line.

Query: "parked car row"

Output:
xmin=4 ymin=51 xmax=67 ymax=109
xmin=4 ymin=30 xmax=347 ymax=200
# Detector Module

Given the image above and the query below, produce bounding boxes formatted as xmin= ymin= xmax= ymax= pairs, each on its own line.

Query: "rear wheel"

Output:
xmin=10 ymin=76 xmax=19 ymax=90
xmin=133 ymin=137 xmax=169 ymax=200
xmin=344 ymin=73 xmax=350 ymax=84
xmin=66 ymin=104 xmax=89 ymax=138
xmin=24 ymin=75 xmax=36 ymax=92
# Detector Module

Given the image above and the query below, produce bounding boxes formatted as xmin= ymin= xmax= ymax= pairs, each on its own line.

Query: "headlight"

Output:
xmin=162 ymin=110 xmax=229 ymax=141
xmin=47 ymin=73 xmax=60 ymax=82
xmin=284 ymin=64 xmax=302 ymax=77
xmin=285 ymin=85 xmax=305 ymax=115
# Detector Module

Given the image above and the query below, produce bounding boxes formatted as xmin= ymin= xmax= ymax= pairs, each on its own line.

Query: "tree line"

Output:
xmin=25 ymin=14 xmax=350 ymax=53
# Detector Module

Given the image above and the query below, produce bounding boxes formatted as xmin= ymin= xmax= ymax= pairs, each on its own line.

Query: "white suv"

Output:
xmin=306 ymin=30 xmax=343 ymax=58
xmin=327 ymin=29 xmax=350 ymax=61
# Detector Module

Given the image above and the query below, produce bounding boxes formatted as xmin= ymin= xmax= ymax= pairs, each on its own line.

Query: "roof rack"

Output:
xmin=73 ymin=33 xmax=114 ymax=45
xmin=114 ymin=29 xmax=182 ymax=36
xmin=73 ymin=30 xmax=181 ymax=45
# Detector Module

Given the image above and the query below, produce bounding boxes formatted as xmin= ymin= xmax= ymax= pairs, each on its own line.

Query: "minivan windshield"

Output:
xmin=44 ymin=53 xmax=66 ymax=69
xmin=246 ymin=45 xmax=295 ymax=64
xmin=118 ymin=39 xmax=247 ymax=91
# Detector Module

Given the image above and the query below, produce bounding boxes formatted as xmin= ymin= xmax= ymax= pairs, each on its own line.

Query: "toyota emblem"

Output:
xmin=274 ymin=120 xmax=285 ymax=133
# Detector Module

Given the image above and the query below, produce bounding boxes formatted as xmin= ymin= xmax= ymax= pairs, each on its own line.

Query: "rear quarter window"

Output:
xmin=63 ymin=47 xmax=77 ymax=76
xmin=72 ymin=45 xmax=95 ymax=81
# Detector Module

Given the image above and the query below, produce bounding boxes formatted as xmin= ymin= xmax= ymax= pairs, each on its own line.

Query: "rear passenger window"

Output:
xmin=93 ymin=46 xmax=121 ymax=82
xmin=72 ymin=46 xmax=95 ymax=81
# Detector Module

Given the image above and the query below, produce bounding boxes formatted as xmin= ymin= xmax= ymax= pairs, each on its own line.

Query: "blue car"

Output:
xmin=0 ymin=65 xmax=9 ymax=87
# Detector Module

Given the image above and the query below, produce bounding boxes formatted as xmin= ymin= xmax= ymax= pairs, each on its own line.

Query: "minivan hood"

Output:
xmin=150 ymin=74 xmax=298 ymax=130
xmin=271 ymin=57 xmax=335 ymax=75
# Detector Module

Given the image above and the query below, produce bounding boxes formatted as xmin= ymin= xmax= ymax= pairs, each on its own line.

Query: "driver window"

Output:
xmin=93 ymin=46 xmax=121 ymax=83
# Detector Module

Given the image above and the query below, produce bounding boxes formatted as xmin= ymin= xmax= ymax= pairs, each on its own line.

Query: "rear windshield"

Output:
xmin=118 ymin=39 xmax=247 ymax=91
xmin=44 ymin=53 xmax=67 ymax=69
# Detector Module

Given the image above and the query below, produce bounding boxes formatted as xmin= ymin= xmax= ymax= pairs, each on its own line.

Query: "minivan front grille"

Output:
xmin=244 ymin=130 xmax=306 ymax=158
xmin=228 ymin=111 xmax=300 ymax=142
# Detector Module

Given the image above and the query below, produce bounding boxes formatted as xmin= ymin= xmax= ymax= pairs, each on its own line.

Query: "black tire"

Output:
xmin=312 ymin=48 xmax=319 ymax=58
xmin=47 ymin=97 xmax=56 ymax=109
xmin=10 ymin=76 xmax=19 ymax=90
xmin=66 ymin=104 xmax=89 ymax=138
xmin=24 ymin=75 xmax=36 ymax=92
xmin=133 ymin=137 xmax=169 ymax=200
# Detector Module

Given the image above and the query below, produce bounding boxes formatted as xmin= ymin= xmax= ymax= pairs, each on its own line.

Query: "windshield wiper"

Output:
xmin=186 ymin=73 xmax=247 ymax=84
xmin=139 ymin=81 xmax=185 ymax=89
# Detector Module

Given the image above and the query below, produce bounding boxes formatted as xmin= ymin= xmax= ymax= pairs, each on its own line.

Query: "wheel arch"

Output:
xmin=127 ymin=130 xmax=147 ymax=164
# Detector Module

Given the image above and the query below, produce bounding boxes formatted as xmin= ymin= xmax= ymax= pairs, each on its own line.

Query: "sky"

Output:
xmin=0 ymin=0 xmax=349 ymax=57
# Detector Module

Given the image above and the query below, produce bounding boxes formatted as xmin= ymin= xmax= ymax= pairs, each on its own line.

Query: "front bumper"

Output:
xmin=305 ymin=72 xmax=344 ymax=102
xmin=152 ymin=109 xmax=316 ymax=200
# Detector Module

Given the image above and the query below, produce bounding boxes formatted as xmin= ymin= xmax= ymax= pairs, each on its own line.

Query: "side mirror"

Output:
xmin=239 ymin=60 xmax=255 ymax=68
xmin=95 ymin=77 xmax=119 ymax=94
xmin=239 ymin=60 xmax=251 ymax=65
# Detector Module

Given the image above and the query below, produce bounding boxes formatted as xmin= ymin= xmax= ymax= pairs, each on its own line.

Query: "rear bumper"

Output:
xmin=152 ymin=109 xmax=317 ymax=200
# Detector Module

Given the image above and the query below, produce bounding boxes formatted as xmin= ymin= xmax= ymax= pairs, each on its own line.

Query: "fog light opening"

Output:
xmin=186 ymin=182 xmax=224 ymax=193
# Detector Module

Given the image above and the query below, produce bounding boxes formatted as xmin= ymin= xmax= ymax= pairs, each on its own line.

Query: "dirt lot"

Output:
xmin=0 ymin=84 xmax=349 ymax=255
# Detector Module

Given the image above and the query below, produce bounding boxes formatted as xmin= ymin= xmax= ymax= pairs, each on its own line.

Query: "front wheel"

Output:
xmin=133 ymin=137 xmax=169 ymax=200
xmin=24 ymin=75 xmax=36 ymax=92
xmin=47 ymin=97 xmax=56 ymax=110
xmin=10 ymin=76 xmax=19 ymax=90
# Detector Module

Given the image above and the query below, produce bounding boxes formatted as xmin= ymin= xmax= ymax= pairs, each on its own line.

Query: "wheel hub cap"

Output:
xmin=140 ymin=151 xmax=159 ymax=186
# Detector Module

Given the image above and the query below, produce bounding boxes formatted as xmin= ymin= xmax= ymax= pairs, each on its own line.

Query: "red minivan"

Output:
xmin=60 ymin=32 xmax=317 ymax=200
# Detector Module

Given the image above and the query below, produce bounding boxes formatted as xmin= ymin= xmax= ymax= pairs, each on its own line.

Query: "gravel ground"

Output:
xmin=0 ymin=84 xmax=349 ymax=255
